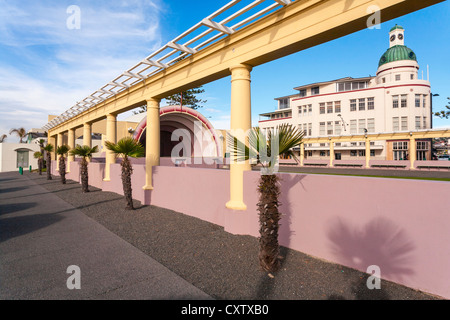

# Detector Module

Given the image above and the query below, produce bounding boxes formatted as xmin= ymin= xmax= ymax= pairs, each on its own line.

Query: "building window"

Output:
xmin=370 ymin=150 xmax=375 ymax=156
xmin=395 ymin=74 xmax=401 ymax=81
xmin=319 ymin=122 xmax=325 ymax=135
xmin=393 ymin=141 xmax=408 ymax=160
xmin=410 ymin=74 xmax=415 ymax=80
xmin=423 ymin=95 xmax=427 ymax=108
xmin=382 ymin=78 xmax=386 ymax=83
xmin=327 ymin=102 xmax=333 ymax=114
xmin=311 ymin=86 xmax=320 ymax=95
xmin=401 ymin=95 xmax=407 ymax=108
xmin=350 ymin=120 xmax=357 ymax=134
xmin=308 ymin=123 xmax=312 ymax=136
xmin=415 ymin=94 xmax=421 ymax=108
xmin=392 ymin=95 xmax=399 ymax=108
xmin=308 ymin=105 xmax=312 ymax=115
xmin=334 ymin=101 xmax=341 ymax=113
xmin=367 ymin=118 xmax=375 ymax=133
xmin=423 ymin=117 xmax=427 ymax=129
xmin=350 ymin=99 xmax=357 ymax=112
xmin=320 ymin=151 xmax=326 ymax=157
xmin=303 ymin=105 xmax=308 ymax=116
xmin=359 ymin=98 xmax=366 ymax=111
xmin=335 ymin=121 xmax=341 ymax=135
xmin=279 ymin=98 xmax=290 ymax=110
xmin=319 ymin=103 xmax=325 ymax=114
xmin=350 ymin=150 xmax=357 ymax=157
xmin=16 ymin=150 xmax=29 ymax=168
xmin=393 ymin=117 xmax=399 ymax=131
xmin=327 ymin=121 xmax=333 ymax=135
xmin=401 ymin=116 xmax=408 ymax=131
xmin=367 ymin=97 xmax=374 ymax=110
xmin=359 ymin=119 xmax=366 ymax=134
xmin=299 ymin=89 xmax=307 ymax=97
xmin=298 ymin=107 xmax=302 ymax=116
xmin=415 ymin=116 xmax=421 ymax=130
xmin=359 ymin=150 xmax=366 ymax=157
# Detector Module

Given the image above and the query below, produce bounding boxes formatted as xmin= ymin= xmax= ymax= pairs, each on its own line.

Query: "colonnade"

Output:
xmin=49 ymin=63 xmax=253 ymax=211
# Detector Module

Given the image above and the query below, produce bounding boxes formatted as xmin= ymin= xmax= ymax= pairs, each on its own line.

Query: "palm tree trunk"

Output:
xmin=46 ymin=153 xmax=52 ymax=180
xmin=59 ymin=156 xmax=66 ymax=184
xmin=80 ymin=158 xmax=89 ymax=192
xmin=121 ymin=156 xmax=134 ymax=210
xmin=257 ymin=173 xmax=281 ymax=273
xmin=38 ymin=158 xmax=42 ymax=175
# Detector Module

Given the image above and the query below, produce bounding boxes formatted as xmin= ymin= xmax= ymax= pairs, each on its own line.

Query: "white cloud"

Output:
xmin=0 ymin=0 xmax=164 ymax=136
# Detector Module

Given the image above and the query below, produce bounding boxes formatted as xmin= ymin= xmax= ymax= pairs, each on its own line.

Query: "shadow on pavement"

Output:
xmin=0 ymin=213 xmax=64 ymax=243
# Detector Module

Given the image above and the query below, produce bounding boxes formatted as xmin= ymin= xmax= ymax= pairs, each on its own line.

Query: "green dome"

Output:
xmin=390 ymin=24 xmax=404 ymax=32
xmin=378 ymin=45 xmax=417 ymax=67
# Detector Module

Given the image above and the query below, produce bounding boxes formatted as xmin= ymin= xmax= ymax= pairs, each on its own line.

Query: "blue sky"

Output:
xmin=0 ymin=0 xmax=449 ymax=141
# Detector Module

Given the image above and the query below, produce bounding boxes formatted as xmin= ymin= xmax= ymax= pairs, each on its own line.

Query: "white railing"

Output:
xmin=43 ymin=0 xmax=295 ymax=130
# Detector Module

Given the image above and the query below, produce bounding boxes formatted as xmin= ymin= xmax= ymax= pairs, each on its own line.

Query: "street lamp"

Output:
xmin=337 ymin=114 xmax=347 ymax=132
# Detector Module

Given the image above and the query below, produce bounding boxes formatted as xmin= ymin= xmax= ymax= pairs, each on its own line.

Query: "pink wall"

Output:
xmin=51 ymin=159 xmax=450 ymax=299
xmin=243 ymin=170 xmax=450 ymax=299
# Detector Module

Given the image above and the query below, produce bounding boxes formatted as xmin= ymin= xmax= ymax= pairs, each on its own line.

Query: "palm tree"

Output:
xmin=33 ymin=151 xmax=44 ymax=175
xmin=9 ymin=128 xmax=28 ymax=143
xmin=105 ymin=137 xmax=145 ymax=210
xmin=43 ymin=144 xmax=54 ymax=180
xmin=56 ymin=145 xmax=70 ymax=184
xmin=69 ymin=145 xmax=98 ymax=193
xmin=0 ymin=134 xmax=7 ymax=143
xmin=228 ymin=123 xmax=304 ymax=273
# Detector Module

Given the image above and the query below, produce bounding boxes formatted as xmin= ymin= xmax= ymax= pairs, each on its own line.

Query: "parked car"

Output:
xmin=437 ymin=155 xmax=450 ymax=161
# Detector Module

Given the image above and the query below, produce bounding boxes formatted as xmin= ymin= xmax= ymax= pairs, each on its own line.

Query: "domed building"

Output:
xmin=259 ymin=25 xmax=432 ymax=162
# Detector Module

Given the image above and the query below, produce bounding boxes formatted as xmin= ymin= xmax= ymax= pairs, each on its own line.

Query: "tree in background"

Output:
xmin=132 ymin=87 xmax=207 ymax=115
xmin=9 ymin=128 xmax=28 ymax=143
xmin=69 ymin=145 xmax=99 ymax=193
xmin=56 ymin=145 xmax=70 ymax=184
xmin=434 ymin=97 xmax=450 ymax=119
xmin=0 ymin=134 xmax=6 ymax=143
xmin=105 ymin=137 xmax=145 ymax=210
xmin=33 ymin=152 xmax=44 ymax=175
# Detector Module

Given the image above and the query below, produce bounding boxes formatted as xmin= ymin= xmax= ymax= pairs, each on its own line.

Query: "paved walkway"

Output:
xmin=0 ymin=171 xmax=211 ymax=299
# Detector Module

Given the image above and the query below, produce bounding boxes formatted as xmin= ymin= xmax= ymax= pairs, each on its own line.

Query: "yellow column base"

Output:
xmin=225 ymin=200 xmax=247 ymax=211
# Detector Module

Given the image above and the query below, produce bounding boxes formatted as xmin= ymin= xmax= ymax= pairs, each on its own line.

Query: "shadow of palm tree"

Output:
xmin=326 ymin=216 xmax=416 ymax=299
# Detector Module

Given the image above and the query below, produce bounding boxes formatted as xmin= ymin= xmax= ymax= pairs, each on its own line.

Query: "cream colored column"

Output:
xmin=103 ymin=114 xmax=117 ymax=181
xmin=56 ymin=132 xmax=63 ymax=171
xmin=48 ymin=135 xmax=56 ymax=161
xmin=226 ymin=64 xmax=252 ymax=211
xmin=409 ymin=137 xmax=416 ymax=169
xmin=365 ymin=138 xmax=371 ymax=168
xmin=83 ymin=122 xmax=92 ymax=163
xmin=67 ymin=128 xmax=75 ymax=172
xmin=329 ymin=140 xmax=334 ymax=167
xmin=143 ymin=98 xmax=161 ymax=190
xmin=300 ymin=142 xmax=305 ymax=166
xmin=83 ymin=123 xmax=92 ymax=147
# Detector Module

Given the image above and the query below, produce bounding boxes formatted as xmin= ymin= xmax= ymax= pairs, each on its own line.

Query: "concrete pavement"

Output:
xmin=0 ymin=171 xmax=211 ymax=300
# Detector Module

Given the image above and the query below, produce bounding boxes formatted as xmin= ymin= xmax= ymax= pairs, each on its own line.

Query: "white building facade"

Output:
xmin=259 ymin=25 xmax=433 ymax=161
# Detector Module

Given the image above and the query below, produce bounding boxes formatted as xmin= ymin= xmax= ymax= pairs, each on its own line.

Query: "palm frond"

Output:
xmin=33 ymin=151 xmax=43 ymax=159
xmin=227 ymin=124 xmax=304 ymax=168
xmin=43 ymin=143 xmax=54 ymax=153
xmin=56 ymin=145 xmax=70 ymax=155
xmin=105 ymin=137 xmax=144 ymax=158
xmin=69 ymin=145 xmax=98 ymax=158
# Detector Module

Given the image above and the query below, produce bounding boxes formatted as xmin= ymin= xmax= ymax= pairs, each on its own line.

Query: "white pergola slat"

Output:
xmin=43 ymin=0 xmax=295 ymax=129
